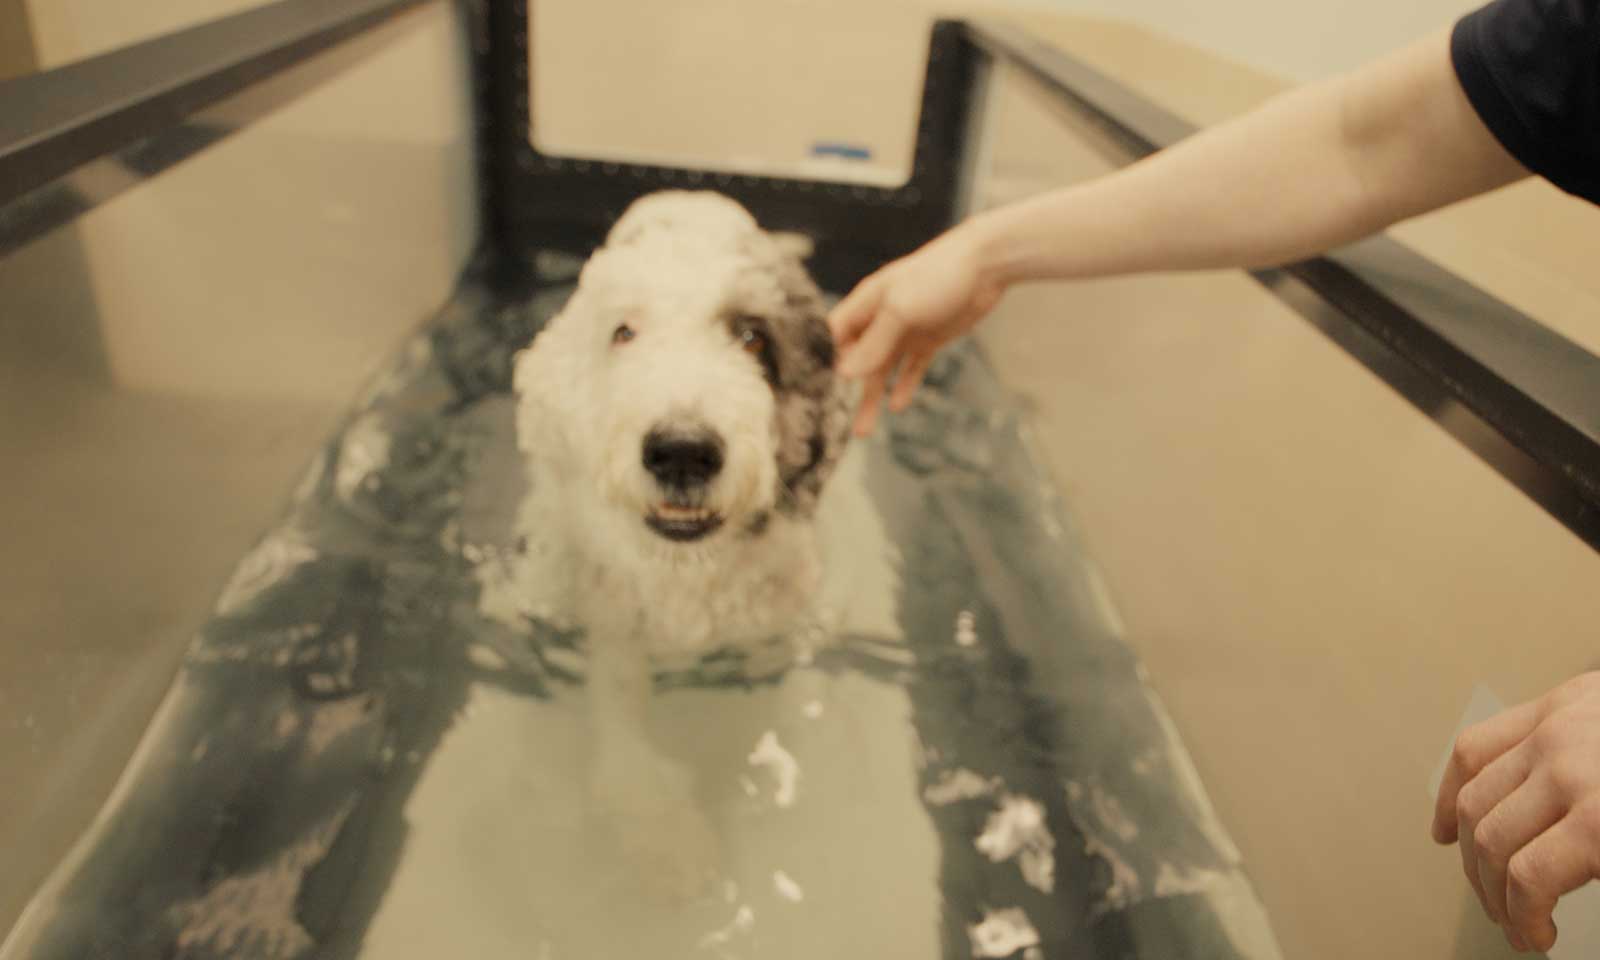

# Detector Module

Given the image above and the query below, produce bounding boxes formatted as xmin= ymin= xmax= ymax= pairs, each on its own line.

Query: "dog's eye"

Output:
xmin=730 ymin=315 xmax=779 ymax=385
xmin=611 ymin=324 xmax=636 ymax=346
xmin=739 ymin=327 xmax=769 ymax=357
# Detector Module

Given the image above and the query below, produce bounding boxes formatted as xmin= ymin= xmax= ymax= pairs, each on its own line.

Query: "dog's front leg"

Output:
xmin=584 ymin=608 xmax=721 ymax=901
xmin=585 ymin=620 xmax=665 ymax=793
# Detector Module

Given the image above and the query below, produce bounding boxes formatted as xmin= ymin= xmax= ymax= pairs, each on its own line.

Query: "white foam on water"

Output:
xmin=747 ymin=731 xmax=800 ymax=809
xmin=967 ymin=907 xmax=1039 ymax=959
xmin=924 ymin=768 xmax=999 ymax=807
xmin=975 ymin=795 xmax=1055 ymax=893
xmin=955 ymin=610 xmax=978 ymax=648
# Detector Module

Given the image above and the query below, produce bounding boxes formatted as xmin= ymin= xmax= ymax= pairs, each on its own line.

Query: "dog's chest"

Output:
xmin=585 ymin=528 xmax=821 ymax=656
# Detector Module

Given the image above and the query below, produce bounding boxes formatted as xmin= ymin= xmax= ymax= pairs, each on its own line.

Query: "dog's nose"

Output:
xmin=642 ymin=429 xmax=724 ymax=488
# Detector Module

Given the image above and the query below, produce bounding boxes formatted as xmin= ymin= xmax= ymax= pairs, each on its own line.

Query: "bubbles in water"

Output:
xmin=975 ymin=794 xmax=1056 ymax=894
xmin=923 ymin=768 xmax=999 ymax=806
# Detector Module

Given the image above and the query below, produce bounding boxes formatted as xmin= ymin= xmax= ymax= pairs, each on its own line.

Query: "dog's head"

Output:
xmin=514 ymin=191 xmax=851 ymax=546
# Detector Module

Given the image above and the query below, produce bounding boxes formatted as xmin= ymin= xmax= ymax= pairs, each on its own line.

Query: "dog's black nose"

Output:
xmin=642 ymin=429 xmax=724 ymax=487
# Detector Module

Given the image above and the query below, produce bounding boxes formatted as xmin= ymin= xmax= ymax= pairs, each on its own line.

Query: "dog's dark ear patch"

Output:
xmin=808 ymin=325 xmax=836 ymax=371
xmin=784 ymin=433 xmax=825 ymax=489
xmin=761 ymin=230 xmax=852 ymax=518
xmin=774 ymin=378 xmax=853 ymax=519
xmin=778 ymin=425 xmax=828 ymax=515
xmin=804 ymin=432 xmax=825 ymax=473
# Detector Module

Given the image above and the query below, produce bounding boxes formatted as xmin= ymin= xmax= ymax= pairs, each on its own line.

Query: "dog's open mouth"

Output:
xmin=645 ymin=504 xmax=725 ymax=542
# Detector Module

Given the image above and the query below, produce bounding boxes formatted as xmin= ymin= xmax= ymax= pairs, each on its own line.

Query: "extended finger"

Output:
xmin=827 ymin=275 xmax=885 ymax=348
xmin=838 ymin=306 xmax=907 ymax=380
xmin=852 ymin=369 xmax=888 ymax=437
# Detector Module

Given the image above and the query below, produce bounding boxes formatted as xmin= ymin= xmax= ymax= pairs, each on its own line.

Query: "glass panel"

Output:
xmin=976 ymin=56 xmax=1600 ymax=960
xmin=0 ymin=1 xmax=478 ymax=937
xmin=14 ymin=0 xmax=273 ymax=73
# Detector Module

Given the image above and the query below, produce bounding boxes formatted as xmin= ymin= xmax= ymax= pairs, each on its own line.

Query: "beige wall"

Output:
xmin=0 ymin=0 xmax=36 ymax=80
xmin=24 ymin=0 xmax=267 ymax=68
xmin=531 ymin=0 xmax=939 ymax=183
xmin=1026 ymin=0 xmax=1482 ymax=80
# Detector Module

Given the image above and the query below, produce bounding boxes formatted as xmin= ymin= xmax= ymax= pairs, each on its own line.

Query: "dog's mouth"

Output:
xmin=644 ymin=503 xmax=725 ymax=543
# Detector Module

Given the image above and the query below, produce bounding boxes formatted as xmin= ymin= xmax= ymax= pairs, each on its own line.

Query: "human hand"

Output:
xmin=827 ymin=226 xmax=1006 ymax=436
xmin=1433 ymin=672 xmax=1600 ymax=952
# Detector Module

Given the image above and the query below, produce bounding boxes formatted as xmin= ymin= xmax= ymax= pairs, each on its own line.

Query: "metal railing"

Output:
xmin=2 ymin=0 xmax=1594 ymax=543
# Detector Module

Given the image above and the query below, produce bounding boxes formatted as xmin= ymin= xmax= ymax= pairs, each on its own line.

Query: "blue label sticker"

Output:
xmin=810 ymin=142 xmax=873 ymax=161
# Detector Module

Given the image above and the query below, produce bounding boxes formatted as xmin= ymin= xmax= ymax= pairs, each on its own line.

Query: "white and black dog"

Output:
xmin=508 ymin=191 xmax=854 ymax=895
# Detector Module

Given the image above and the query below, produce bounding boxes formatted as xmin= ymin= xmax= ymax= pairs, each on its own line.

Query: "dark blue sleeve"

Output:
xmin=1451 ymin=0 xmax=1600 ymax=203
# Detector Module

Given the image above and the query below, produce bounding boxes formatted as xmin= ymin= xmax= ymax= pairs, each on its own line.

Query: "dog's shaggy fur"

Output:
xmin=509 ymin=191 xmax=853 ymax=894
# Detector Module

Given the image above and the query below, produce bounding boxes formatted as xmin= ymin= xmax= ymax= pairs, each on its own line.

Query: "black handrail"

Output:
xmin=965 ymin=19 xmax=1600 ymax=548
xmin=0 ymin=0 xmax=429 ymax=210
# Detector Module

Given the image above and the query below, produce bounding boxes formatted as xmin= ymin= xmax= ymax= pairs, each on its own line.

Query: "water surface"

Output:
xmin=2 ymin=256 xmax=1280 ymax=960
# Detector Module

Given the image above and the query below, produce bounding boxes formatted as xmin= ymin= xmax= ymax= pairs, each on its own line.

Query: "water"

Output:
xmin=2 ymin=255 xmax=1281 ymax=960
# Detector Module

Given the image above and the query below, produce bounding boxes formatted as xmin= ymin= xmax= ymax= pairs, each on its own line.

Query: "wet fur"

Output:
xmin=510 ymin=191 xmax=851 ymax=896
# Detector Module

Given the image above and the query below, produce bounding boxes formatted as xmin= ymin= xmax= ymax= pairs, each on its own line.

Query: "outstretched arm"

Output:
xmin=829 ymin=27 xmax=1529 ymax=435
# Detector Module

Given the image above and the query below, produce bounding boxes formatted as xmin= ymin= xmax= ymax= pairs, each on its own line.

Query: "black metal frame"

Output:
xmin=1 ymin=1 xmax=1597 ymax=546
xmin=481 ymin=0 xmax=979 ymax=292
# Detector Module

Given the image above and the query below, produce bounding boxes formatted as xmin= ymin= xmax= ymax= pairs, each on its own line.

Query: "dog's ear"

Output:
xmin=772 ymin=285 xmax=854 ymax=517
xmin=809 ymin=371 xmax=858 ymax=495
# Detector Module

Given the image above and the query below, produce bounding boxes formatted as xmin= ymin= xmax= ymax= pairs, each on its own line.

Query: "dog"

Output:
xmin=508 ymin=191 xmax=854 ymax=896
